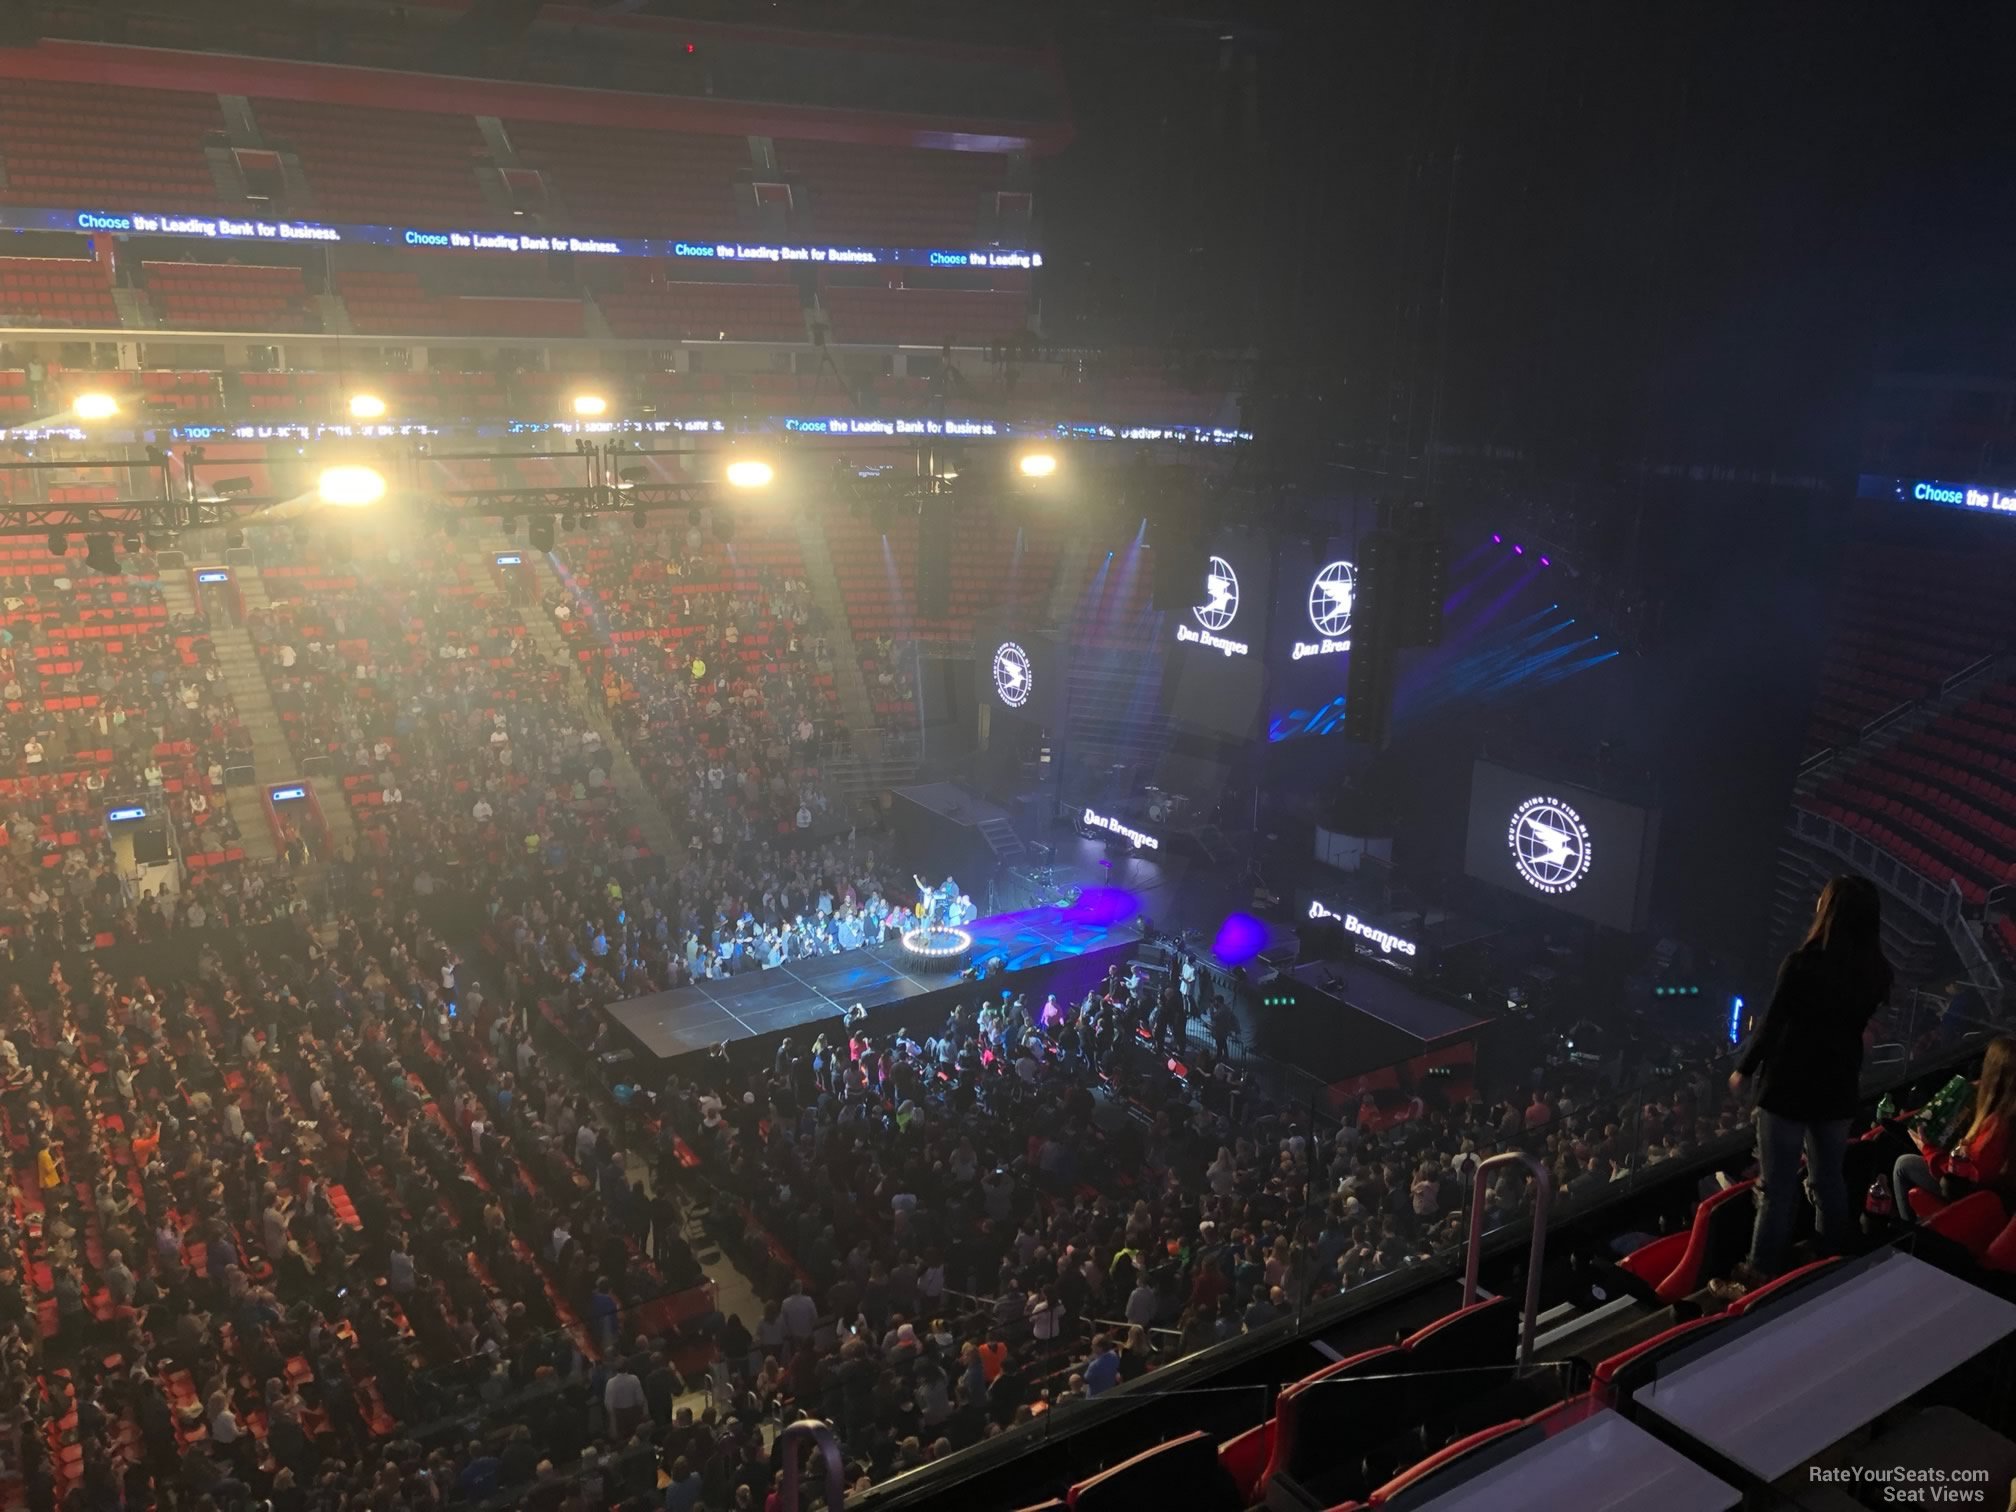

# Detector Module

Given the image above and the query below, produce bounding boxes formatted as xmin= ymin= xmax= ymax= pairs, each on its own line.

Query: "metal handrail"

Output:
xmin=1461 ymin=1151 xmax=1553 ymax=1371
xmin=777 ymin=1419 xmax=848 ymax=1512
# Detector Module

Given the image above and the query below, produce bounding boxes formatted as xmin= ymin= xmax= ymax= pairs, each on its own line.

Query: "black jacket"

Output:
xmin=1739 ymin=944 xmax=1890 ymax=1122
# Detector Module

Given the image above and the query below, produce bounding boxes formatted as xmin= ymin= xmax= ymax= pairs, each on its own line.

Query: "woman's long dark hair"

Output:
xmin=1800 ymin=874 xmax=1892 ymax=994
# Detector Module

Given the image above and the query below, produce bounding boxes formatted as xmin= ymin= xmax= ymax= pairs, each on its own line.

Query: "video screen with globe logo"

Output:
xmin=1166 ymin=533 xmax=1273 ymax=736
xmin=1464 ymin=759 xmax=1660 ymax=931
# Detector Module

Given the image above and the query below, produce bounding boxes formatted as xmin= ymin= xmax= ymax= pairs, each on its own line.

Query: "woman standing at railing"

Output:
xmin=1732 ymin=874 xmax=1892 ymax=1278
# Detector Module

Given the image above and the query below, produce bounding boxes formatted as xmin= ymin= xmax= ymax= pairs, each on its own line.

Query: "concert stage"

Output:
xmin=606 ymin=900 xmax=1144 ymax=1063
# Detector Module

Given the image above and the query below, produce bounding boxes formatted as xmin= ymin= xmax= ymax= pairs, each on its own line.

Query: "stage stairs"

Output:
xmin=978 ymin=815 xmax=1025 ymax=862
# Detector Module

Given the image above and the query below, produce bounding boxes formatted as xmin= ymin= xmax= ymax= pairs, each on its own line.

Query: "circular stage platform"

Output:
xmin=900 ymin=925 xmax=973 ymax=962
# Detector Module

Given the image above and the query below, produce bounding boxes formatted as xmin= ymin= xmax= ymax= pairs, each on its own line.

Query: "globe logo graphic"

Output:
xmin=1193 ymin=555 xmax=1240 ymax=632
xmin=1309 ymin=559 xmax=1356 ymax=638
xmin=1508 ymin=796 xmax=1592 ymax=894
xmin=992 ymin=641 xmax=1032 ymax=709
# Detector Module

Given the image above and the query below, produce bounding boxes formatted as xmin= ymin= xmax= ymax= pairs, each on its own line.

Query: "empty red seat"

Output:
xmin=1616 ymin=1179 xmax=1756 ymax=1303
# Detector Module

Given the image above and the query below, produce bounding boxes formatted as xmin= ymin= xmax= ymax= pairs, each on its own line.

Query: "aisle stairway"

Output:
xmin=792 ymin=510 xmax=882 ymax=758
xmin=156 ymin=567 xmax=278 ymax=865
xmin=504 ymin=546 xmax=679 ymax=860
xmin=209 ymin=566 xmax=356 ymax=863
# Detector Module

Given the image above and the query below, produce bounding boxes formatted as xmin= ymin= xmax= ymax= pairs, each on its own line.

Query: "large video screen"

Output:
xmin=1166 ymin=528 xmax=1273 ymax=736
xmin=1462 ymin=759 xmax=1659 ymax=931
xmin=1267 ymin=535 xmax=1356 ymax=741
xmin=974 ymin=611 xmax=1063 ymax=727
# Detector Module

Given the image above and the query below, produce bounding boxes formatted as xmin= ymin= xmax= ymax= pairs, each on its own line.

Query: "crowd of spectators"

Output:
xmin=633 ymin=961 xmax=1739 ymax=1490
xmin=543 ymin=518 xmax=842 ymax=850
xmin=0 ymin=519 xmax=1763 ymax=1509
xmin=0 ymin=561 xmax=279 ymax=956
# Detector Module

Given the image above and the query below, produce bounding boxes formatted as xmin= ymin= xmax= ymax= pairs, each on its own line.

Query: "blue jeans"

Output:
xmin=1892 ymin=1152 xmax=1940 ymax=1216
xmin=1748 ymin=1109 xmax=1851 ymax=1276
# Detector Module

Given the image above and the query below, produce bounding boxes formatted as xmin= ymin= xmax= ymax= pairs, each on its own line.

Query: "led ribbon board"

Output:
xmin=1859 ymin=473 xmax=2016 ymax=520
xmin=20 ymin=206 xmax=1042 ymax=271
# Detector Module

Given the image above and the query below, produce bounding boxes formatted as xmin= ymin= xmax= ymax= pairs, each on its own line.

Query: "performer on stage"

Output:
xmin=912 ymin=874 xmax=964 ymax=929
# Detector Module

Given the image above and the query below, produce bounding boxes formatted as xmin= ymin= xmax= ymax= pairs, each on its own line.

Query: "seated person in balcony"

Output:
xmin=1894 ymin=1036 xmax=2016 ymax=1213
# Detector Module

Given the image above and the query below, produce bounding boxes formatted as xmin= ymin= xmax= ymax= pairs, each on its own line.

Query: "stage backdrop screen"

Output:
xmin=1268 ymin=534 xmax=1357 ymax=741
xmin=974 ymin=611 xmax=1063 ymax=727
xmin=1165 ymin=528 xmax=1273 ymax=737
xmin=1462 ymin=759 xmax=1659 ymax=931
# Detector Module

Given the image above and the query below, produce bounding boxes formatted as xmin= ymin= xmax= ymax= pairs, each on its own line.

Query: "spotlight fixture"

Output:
xmin=560 ymin=512 xmax=576 ymax=532
xmin=528 ymin=515 xmax=556 ymax=553
xmin=347 ymin=393 xmax=387 ymax=421
xmin=317 ymin=465 xmax=386 ymax=508
xmin=84 ymin=534 xmax=120 ymax=576
xmin=501 ymin=516 xmax=519 ymax=539
xmin=46 ymin=530 xmax=67 ymax=557
xmin=571 ymin=394 xmax=608 ymax=418
xmin=1540 ymin=556 xmax=1551 ymax=567
xmin=1017 ymin=451 xmax=1059 ymax=479
xmin=725 ymin=459 xmax=774 ymax=490
xmin=1491 ymin=533 xmax=1502 ymax=544
xmin=72 ymin=393 xmax=119 ymax=422
xmin=1512 ymin=544 xmax=1524 ymax=555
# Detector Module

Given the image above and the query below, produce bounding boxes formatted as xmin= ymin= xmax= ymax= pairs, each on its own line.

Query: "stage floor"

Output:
xmin=608 ymin=902 xmax=1143 ymax=1061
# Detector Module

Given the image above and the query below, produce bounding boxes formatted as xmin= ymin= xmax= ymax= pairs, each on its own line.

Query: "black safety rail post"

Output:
xmin=1461 ymin=1151 xmax=1553 ymax=1370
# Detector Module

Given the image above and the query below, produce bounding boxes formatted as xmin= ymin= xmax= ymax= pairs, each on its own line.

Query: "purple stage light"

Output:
xmin=1539 ymin=556 xmax=1550 ymax=567
xmin=1491 ymin=533 xmax=1502 ymax=544
xmin=1512 ymin=544 xmax=1524 ymax=555
xmin=1212 ymin=912 xmax=1270 ymax=965
xmin=1064 ymin=886 xmax=1141 ymax=928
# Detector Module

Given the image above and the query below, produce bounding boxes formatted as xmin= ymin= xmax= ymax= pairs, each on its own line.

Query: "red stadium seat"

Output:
xmin=1616 ymin=1180 xmax=1755 ymax=1303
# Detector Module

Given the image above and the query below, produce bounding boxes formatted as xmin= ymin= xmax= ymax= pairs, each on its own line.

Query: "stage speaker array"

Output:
xmin=1346 ymin=529 xmax=1402 ymax=748
xmin=1345 ymin=502 xmax=1445 ymax=748
xmin=1146 ymin=491 xmax=1208 ymax=610
xmin=917 ymin=507 xmax=951 ymax=618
